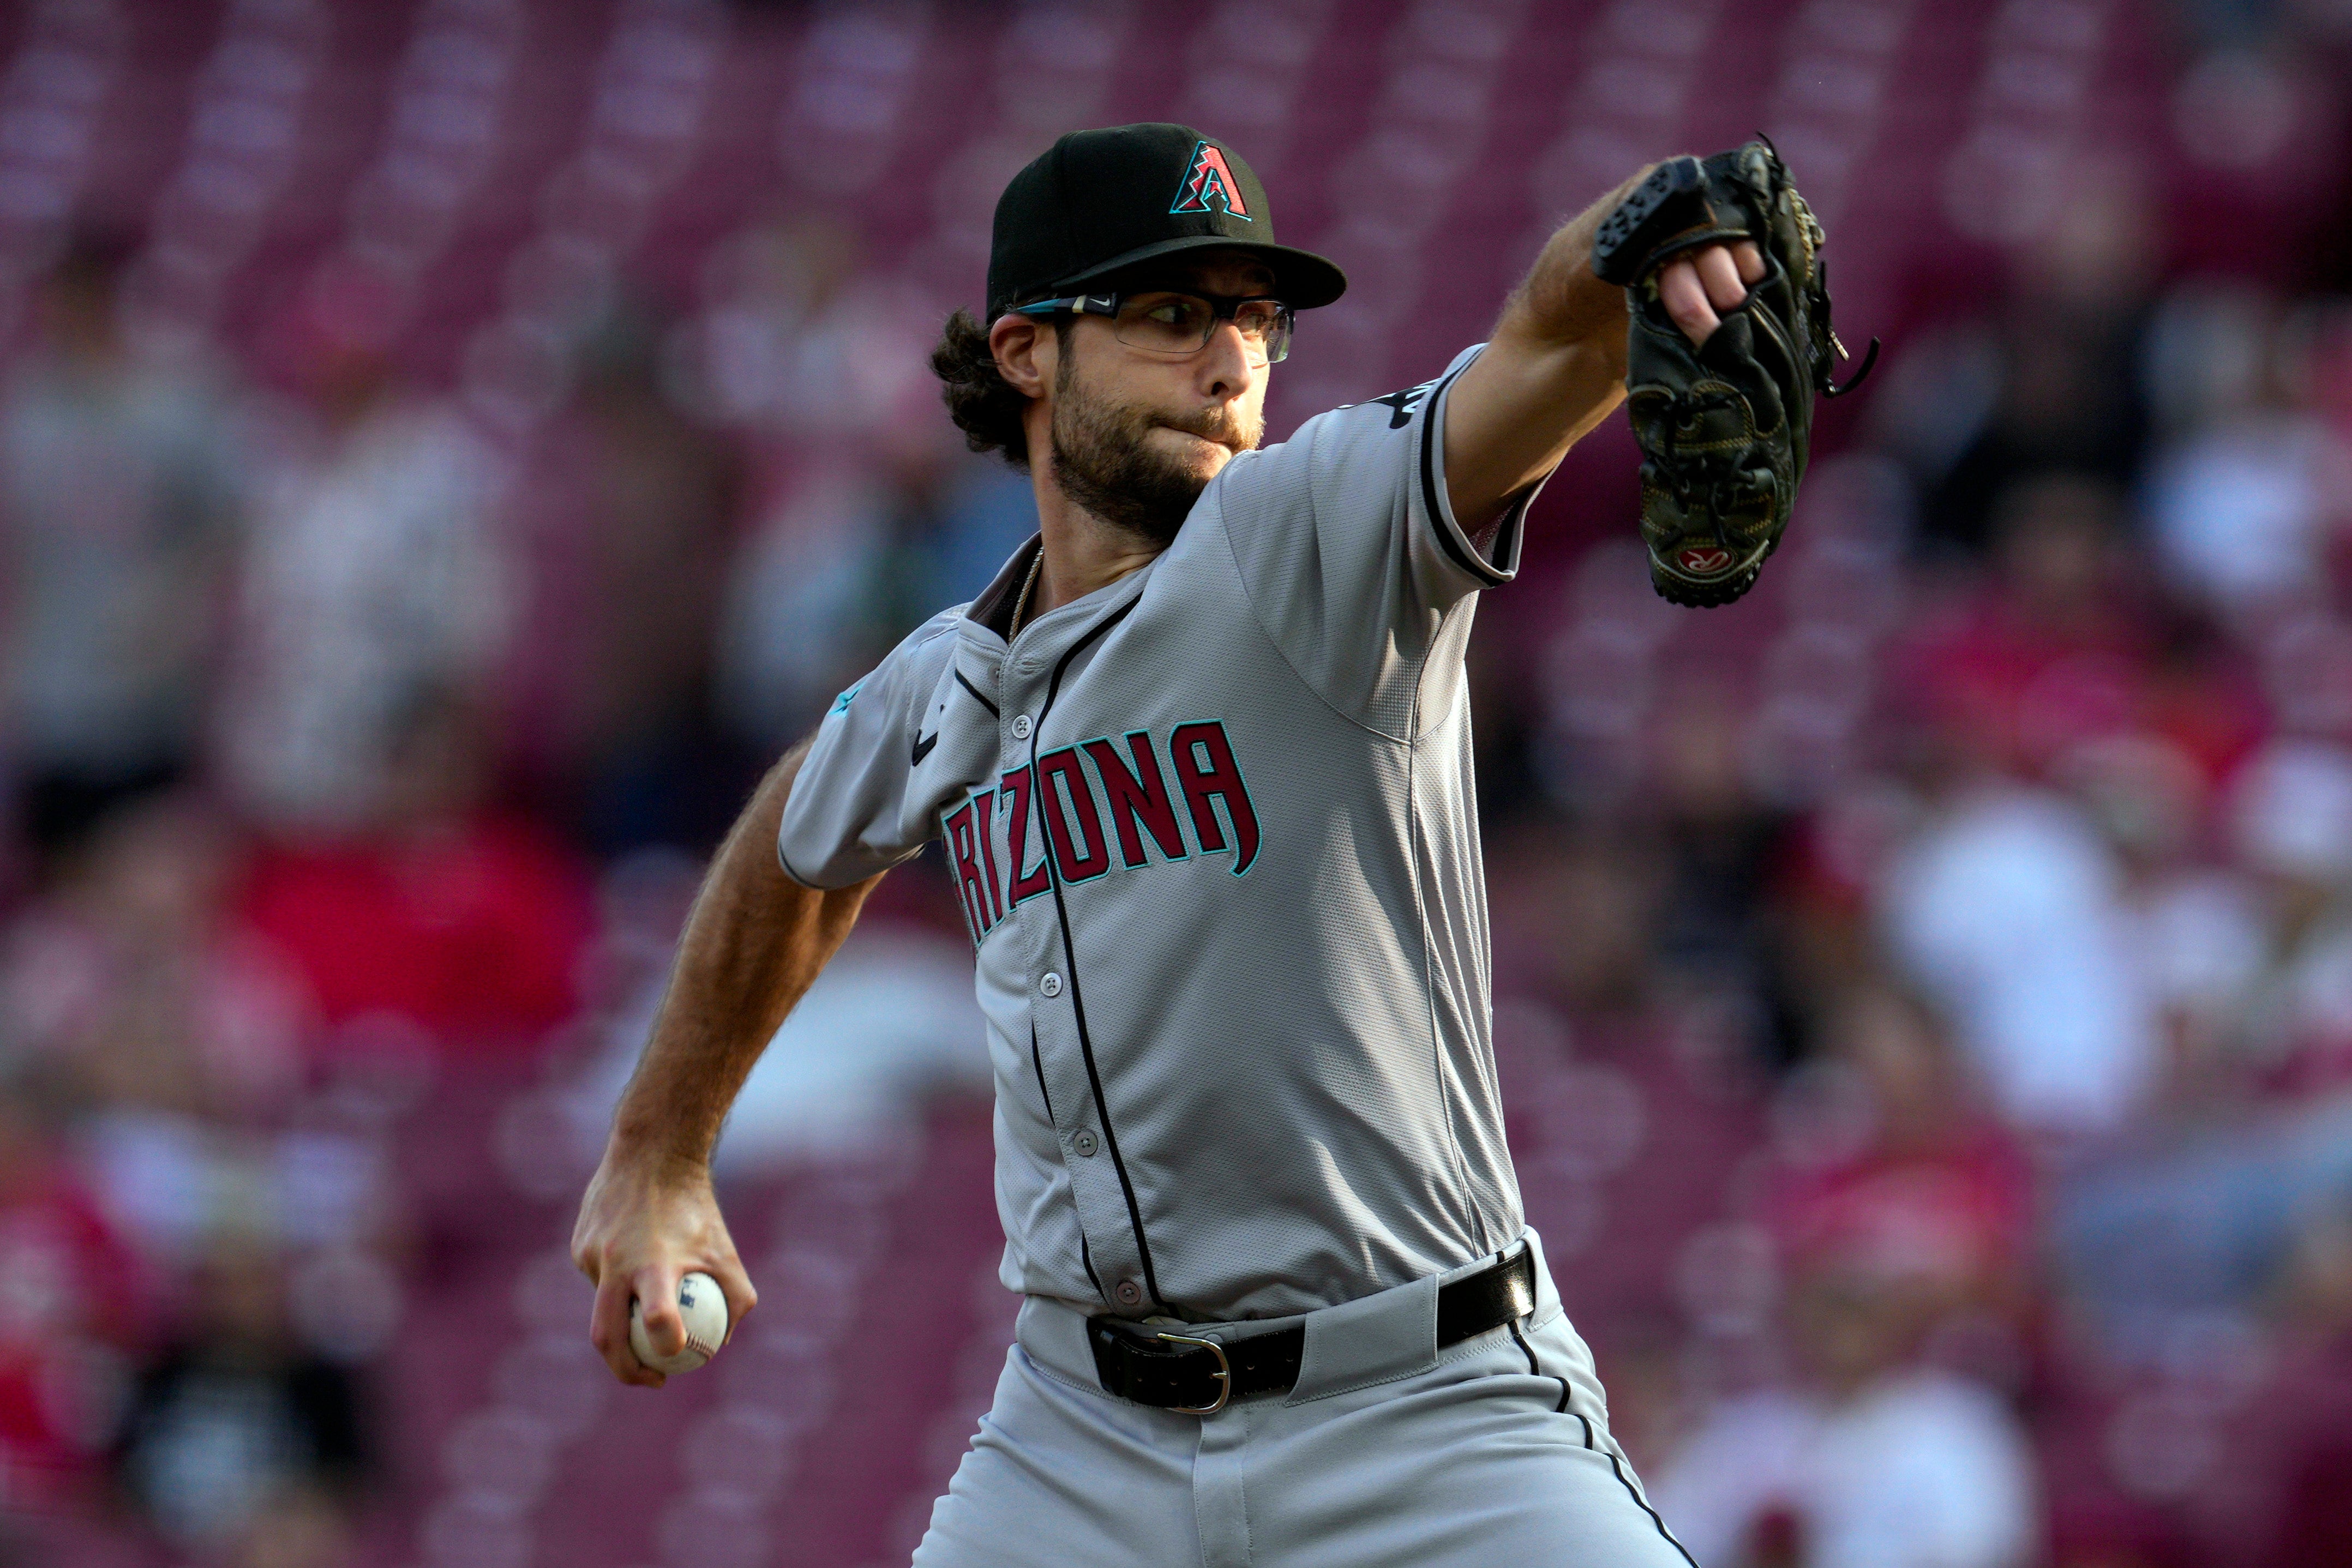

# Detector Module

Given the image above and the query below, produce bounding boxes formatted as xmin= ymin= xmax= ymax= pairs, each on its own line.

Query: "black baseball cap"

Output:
xmin=985 ymin=123 xmax=1347 ymax=321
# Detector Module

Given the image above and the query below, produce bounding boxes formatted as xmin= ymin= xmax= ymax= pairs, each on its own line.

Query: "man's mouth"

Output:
xmin=1160 ymin=423 xmax=1244 ymax=454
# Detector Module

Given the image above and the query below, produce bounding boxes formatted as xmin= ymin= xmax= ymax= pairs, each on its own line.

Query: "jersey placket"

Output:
xmin=991 ymin=594 xmax=1164 ymax=1317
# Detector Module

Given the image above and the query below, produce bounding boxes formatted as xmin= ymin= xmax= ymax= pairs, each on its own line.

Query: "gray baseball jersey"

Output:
xmin=779 ymin=345 xmax=1550 ymax=1323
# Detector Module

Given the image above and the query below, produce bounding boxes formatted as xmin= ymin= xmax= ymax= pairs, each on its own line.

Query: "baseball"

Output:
xmin=629 ymin=1271 xmax=728 ymax=1374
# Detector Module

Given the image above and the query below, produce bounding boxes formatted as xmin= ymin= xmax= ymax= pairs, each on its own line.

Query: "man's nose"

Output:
xmin=1195 ymin=320 xmax=1259 ymax=401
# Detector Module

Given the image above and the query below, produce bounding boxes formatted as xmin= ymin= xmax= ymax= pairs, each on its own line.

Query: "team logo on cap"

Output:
xmin=1170 ymin=140 xmax=1251 ymax=220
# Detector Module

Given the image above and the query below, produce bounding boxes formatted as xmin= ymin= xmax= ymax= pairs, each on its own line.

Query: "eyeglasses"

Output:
xmin=1013 ymin=290 xmax=1294 ymax=364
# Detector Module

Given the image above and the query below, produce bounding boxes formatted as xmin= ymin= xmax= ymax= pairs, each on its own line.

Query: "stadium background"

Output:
xmin=1 ymin=0 xmax=2349 ymax=1564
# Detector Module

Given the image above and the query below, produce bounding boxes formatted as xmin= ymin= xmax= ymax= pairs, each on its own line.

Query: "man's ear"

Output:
xmin=989 ymin=314 xmax=1052 ymax=399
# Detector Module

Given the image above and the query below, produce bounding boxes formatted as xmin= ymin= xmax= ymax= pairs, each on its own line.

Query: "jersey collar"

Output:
xmin=964 ymin=531 xmax=1165 ymax=651
xmin=967 ymin=533 xmax=1045 ymax=641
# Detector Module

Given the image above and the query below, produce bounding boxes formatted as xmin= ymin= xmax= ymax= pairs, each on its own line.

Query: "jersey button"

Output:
xmin=1011 ymin=714 xmax=1032 ymax=740
xmin=1040 ymin=972 xmax=1063 ymax=998
xmin=1072 ymin=1130 xmax=1099 ymax=1157
xmin=1113 ymin=1279 xmax=1144 ymax=1307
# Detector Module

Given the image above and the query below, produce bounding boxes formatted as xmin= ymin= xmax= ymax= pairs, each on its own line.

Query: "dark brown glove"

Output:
xmin=1593 ymin=141 xmax=1877 ymax=607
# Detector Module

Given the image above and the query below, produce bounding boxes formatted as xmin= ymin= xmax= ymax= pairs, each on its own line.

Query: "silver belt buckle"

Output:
xmin=1154 ymin=1330 xmax=1232 ymax=1415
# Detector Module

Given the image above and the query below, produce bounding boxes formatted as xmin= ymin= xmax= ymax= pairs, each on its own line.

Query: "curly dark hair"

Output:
xmin=931 ymin=307 xmax=1067 ymax=468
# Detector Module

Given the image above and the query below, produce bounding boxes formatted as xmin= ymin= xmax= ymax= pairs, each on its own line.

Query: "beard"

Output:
xmin=1048 ymin=357 xmax=1261 ymax=548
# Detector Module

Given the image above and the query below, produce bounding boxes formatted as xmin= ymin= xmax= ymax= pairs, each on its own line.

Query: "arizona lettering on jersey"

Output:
xmin=940 ymin=722 xmax=1261 ymax=945
xmin=777 ymin=344 xmax=1557 ymax=1323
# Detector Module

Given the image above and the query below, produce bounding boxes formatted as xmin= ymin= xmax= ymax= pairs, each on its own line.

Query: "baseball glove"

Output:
xmin=1592 ymin=140 xmax=1876 ymax=608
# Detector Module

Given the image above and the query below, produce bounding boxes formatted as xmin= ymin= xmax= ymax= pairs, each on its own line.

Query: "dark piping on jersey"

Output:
xmin=1028 ymin=1024 xmax=1056 ymax=1122
xmin=1417 ymin=362 xmax=1511 ymax=587
xmin=1026 ymin=596 xmax=1168 ymax=1315
xmin=955 ymin=668 xmax=1001 ymax=718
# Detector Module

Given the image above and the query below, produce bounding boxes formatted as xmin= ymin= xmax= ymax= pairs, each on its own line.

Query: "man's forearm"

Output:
xmin=1497 ymin=167 xmax=1647 ymax=359
xmin=607 ymin=740 xmax=881 ymax=1168
xmin=1441 ymin=171 xmax=1648 ymax=527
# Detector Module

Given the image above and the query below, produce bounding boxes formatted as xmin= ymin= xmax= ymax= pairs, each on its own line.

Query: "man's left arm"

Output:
xmin=1443 ymin=166 xmax=1764 ymax=535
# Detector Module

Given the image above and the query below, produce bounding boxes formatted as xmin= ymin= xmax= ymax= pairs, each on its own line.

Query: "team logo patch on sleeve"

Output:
xmin=1169 ymin=140 xmax=1250 ymax=219
xmin=830 ymin=682 xmax=862 ymax=714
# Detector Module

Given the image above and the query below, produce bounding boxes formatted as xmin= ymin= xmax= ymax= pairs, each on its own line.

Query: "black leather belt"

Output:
xmin=1087 ymin=1248 xmax=1537 ymax=1415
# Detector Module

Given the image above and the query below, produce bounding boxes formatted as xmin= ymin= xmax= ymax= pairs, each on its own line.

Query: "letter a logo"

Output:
xmin=1169 ymin=140 xmax=1251 ymax=220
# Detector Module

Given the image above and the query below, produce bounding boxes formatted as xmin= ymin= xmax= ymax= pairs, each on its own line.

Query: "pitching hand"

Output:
xmin=1657 ymin=240 xmax=1766 ymax=346
xmin=571 ymin=1146 xmax=756 ymax=1387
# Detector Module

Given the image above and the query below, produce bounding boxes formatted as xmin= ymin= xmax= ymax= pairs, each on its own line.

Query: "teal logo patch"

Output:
xmin=831 ymin=683 xmax=862 ymax=715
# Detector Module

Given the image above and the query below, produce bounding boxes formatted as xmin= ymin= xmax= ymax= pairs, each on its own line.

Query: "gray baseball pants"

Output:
xmin=911 ymin=1232 xmax=1697 ymax=1568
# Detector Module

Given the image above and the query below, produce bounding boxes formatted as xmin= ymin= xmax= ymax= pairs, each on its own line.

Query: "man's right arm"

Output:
xmin=571 ymin=737 xmax=882 ymax=1385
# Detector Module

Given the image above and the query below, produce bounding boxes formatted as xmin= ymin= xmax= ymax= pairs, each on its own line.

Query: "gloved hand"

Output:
xmin=1593 ymin=140 xmax=1877 ymax=608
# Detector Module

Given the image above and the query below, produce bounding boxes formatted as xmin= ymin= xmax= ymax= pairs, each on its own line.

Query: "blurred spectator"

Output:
xmin=2144 ymin=289 xmax=2352 ymax=619
xmin=0 ymin=796 xmax=396 ymax=1553
xmin=716 ymin=429 xmax=1034 ymax=748
xmin=1887 ymin=178 xmax=2157 ymax=560
xmin=920 ymin=456 xmax=1046 ymax=626
xmin=1487 ymin=821 xmax=1663 ymax=1026
xmin=0 ymin=1077 xmax=145 ymax=1517
xmin=218 ymin=337 xmax=510 ymax=833
xmin=1467 ymin=633 xmax=1546 ymax=828
xmin=1869 ymin=475 xmax=2179 ymax=1136
xmin=857 ymin=431 xmax=1038 ymax=652
xmin=2255 ymin=1206 xmax=2352 ymax=1568
xmin=714 ymin=464 xmax=895 ymax=744
xmin=242 ymin=688 xmax=593 ymax=1055
xmin=1878 ymin=770 xmax=2159 ymax=1138
xmin=511 ymin=312 xmax=748 ymax=853
xmin=575 ymin=915 xmax=992 ymax=1177
xmin=1654 ymin=1161 xmax=2041 ymax=1568
xmin=0 ymin=794 xmax=309 ymax=1263
xmin=2060 ymin=732 xmax=2269 ymax=1115
xmin=0 ymin=228 xmax=247 ymax=861
xmin=112 ymin=1236 xmax=369 ymax=1562
xmin=679 ymin=215 xmax=938 ymax=449
xmin=1770 ymin=983 xmax=2037 ymax=1326
xmin=2222 ymin=740 xmax=2352 ymax=1097
xmin=693 ymin=214 xmax=1037 ymax=752
xmin=1645 ymin=676 xmax=1803 ymax=1063
xmin=1894 ymin=473 xmax=2156 ymax=779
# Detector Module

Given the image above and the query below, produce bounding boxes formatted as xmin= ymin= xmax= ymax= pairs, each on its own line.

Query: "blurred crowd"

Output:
xmin=0 ymin=210 xmax=1029 ymax=1563
xmin=0 ymin=8 xmax=2347 ymax=1568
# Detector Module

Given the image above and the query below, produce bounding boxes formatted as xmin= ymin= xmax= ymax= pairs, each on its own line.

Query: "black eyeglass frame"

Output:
xmin=1011 ymin=290 xmax=1295 ymax=363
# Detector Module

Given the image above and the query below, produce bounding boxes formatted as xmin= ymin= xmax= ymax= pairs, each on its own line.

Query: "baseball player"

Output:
xmin=574 ymin=123 xmax=1767 ymax=1565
